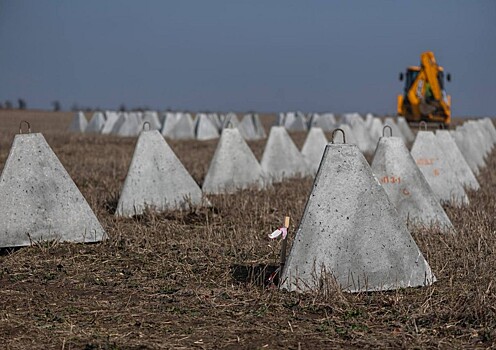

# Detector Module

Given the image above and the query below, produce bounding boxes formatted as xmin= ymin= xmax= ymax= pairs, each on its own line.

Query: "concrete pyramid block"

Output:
xmin=411 ymin=131 xmax=469 ymax=206
xmin=86 ymin=112 xmax=106 ymax=133
xmin=111 ymin=113 xmax=140 ymax=137
xmin=350 ymin=118 xmax=375 ymax=154
xmin=435 ymin=130 xmax=480 ymax=191
xmin=261 ymin=126 xmax=310 ymax=182
xmin=238 ymin=114 xmax=265 ymax=140
xmin=160 ymin=112 xmax=180 ymax=137
xmin=397 ymin=117 xmax=415 ymax=143
xmin=371 ymin=136 xmax=453 ymax=230
xmin=451 ymin=129 xmax=483 ymax=175
xmin=365 ymin=113 xmax=374 ymax=128
xmin=207 ymin=113 xmax=222 ymax=130
xmin=341 ymin=112 xmax=362 ymax=125
xmin=281 ymin=143 xmax=435 ymax=293
xmin=116 ymin=130 xmax=203 ymax=216
xmin=68 ymin=112 xmax=88 ymax=132
xmin=195 ymin=114 xmax=220 ymax=141
xmin=221 ymin=113 xmax=239 ymax=129
xmin=369 ymin=117 xmax=384 ymax=146
xmin=309 ymin=113 xmax=335 ymax=131
xmin=384 ymin=117 xmax=406 ymax=143
xmin=142 ymin=111 xmax=162 ymax=130
xmin=482 ymin=118 xmax=496 ymax=144
xmin=0 ymin=133 xmax=106 ymax=247
xmin=202 ymin=128 xmax=268 ymax=194
xmin=167 ymin=113 xmax=195 ymax=140
xmin=282 ymin=112 xmax=308 ymax=131
xmin=464 ymin=122 xmax=490 ymax=159
xmin=101 ymin=111 xmax=120 ymax=134
xmin=301 ymin=127 xmax=328 ymax=174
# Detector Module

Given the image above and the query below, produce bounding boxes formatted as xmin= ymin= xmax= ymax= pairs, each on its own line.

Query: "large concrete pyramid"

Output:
xmin=86 ymin=112 xmax=106 ymax=133
xmin=451 ymin=128 xmax=483 ymax=176
xmin=301 ymin=127 xmax=328 ymax=174
xmin=261 ymin=126 xmax=309 ymax=182
xmin=397 ymin=117 xmax=415 ymax=143
xmin=202 ymin=128 xmax=268 ymax=194
xmin=68 ymin=112 xmax=87 ymax=132
xmin=371 ymin=136 xmax=453 ymax=230
xmin=435 ymin=130 xmax=480 ymax=191
xmin=0 ymin=133 xmax=106 ymax=247
xmin=195 ymin=114 xmax=220 ymax=140
xmin=350 ymin=117 xmax=374 ymax=153
xmin=111 ymin=113 xmax=140 ymax=137
xmin=309 ymin=113 xmax=335 ymax=131
xmin=116 ymin=130 xmax=203 ymax=216
xmin=167 ymin=113 xmax=195 ymax=140
xmin=238 ymin=114 xmax=266 ymax=140
xmin=411 ymin=131 xmax=469 ymax=206
xmin=369 ymin=117 xmax=384 ymax=146
xmin=281 ymin=143 xmax=435 ymax=293
xmin=101 ymin=111 xmax=120 ymax=134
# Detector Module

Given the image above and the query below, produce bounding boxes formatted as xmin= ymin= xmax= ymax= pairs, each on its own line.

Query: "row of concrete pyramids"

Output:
xmin=68 ymin=110 xmax=266 ymax=141
xmin=278 ymin=111 xmax=415 ymax=154
xmin=281 ymin=118 xmax=496 ymax=293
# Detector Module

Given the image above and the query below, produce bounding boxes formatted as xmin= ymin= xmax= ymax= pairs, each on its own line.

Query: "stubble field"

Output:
xmin=0 ymin=110 xmax=495 ymax=349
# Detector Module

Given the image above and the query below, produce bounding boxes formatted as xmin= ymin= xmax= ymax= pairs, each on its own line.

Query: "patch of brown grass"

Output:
xmin=0 ymin=110 xmax=495 ymax=349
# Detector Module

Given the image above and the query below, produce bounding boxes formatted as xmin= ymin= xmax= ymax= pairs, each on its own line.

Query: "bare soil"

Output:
xmin=0 ymin=110 xmax=495 ymax=349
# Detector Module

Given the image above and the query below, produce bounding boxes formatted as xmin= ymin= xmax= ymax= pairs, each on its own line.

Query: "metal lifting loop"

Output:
xmin=331 ymin=128 xmax=346 ymax=144
xmin=382 ymin=125 xmax=393 ymax=137
xmin=19 ymin=120 xmax=31 ymax=134
xmin=142 ymin=121 xmax=150 ymax=131
xmin=419 ymin=121 xmax=427 ymax=131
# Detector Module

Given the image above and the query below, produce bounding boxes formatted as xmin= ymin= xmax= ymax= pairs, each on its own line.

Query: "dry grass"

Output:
xmin=0 ymin=110 xmax=495 ymax=349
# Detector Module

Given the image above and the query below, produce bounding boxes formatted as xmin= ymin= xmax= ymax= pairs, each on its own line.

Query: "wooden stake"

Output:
xmin=279 ymin=216 xmax=290 ymax=272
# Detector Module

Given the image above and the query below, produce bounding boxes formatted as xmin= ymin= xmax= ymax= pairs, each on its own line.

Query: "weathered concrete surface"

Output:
xmin=369 ymin=117 xmax=384 ymax=148
xmin=436 ymin=130 xmax=480 ymax=191
xmin=161 ymin=112 xmax=180 ymax=137
xmin=341 ymin=112 xmax=362 ymax=125
xmin=281 ymin=143 xmax=435 ymax=293
xmin=195 ymin=114 xmax=220 ymax=140
xmin=202 ymin=128 xmax=268 ymax=194
xmin=101 ymin=111 xmax=120 ymax=134
xmin=238 ymin=114 xmax=266 ymax=140
xmin=68 ymin=112 xmax=88 ymax=132
xmin=261 ymin=127 xmax=309 ymax=182
xmin=280 ymin=112 xmax=308 ymax=131
xmin=116 ymin=130 xmax=203 ymax=216
xmin=397 ymin=117 xmax=415 ymax=143
xmin=350 ymin=117 xmax=374 ymax=154
xmin=411 ymin=131 xmax=469 ymax=206
xmin=221 ymin=113 xmax=239 ymax=129
xmin=371 ymin=137 xmax=453 ymax=230
xmin=0 ymin=133 xmax=106 ymax=247
xmin=464 ymin=122 xmax=490 ymax=159
xmin=169 ymin=113 xmax=195 ymax=140
xmin=365 ymin=113 xmax=374 ymax=128
xmin=142 ymin=111 xmax=162 ymax=130
xmin=309 ymin=113 xmax=336 ymax=131
xmin=111 ymin=113 xmax=140 ymax=137
xmin=482 ymin=118 xmax=496 ymax=144
xmin=301 ymin=127 xmax=328 ymax=174
xmin=86 ymin=112 xmax=106 ymax=133
xmin=451 ymin=128 xmax=484 ymax=175
xmin=384 ymin=118 xmax=406 ymax=143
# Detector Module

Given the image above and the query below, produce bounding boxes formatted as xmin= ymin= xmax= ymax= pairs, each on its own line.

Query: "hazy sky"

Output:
xmin=0 ymin=1 xmax=495 ymax=116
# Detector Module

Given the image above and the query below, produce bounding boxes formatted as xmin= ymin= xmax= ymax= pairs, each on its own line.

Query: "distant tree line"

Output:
xmin=0 ymin=99 xmax=159 ymax=112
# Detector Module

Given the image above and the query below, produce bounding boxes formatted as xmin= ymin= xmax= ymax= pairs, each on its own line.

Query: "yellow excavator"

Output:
xmin=397 ymin=51 xmax=452 ymax=127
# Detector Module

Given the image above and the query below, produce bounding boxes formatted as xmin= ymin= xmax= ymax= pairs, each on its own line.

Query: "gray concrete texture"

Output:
xmin=101 ymin=111 xmax=120 ymax=134
xmin=280 ymin=112 xmax=308 ymax=131
xmin=0 ymin=133 xmax=106 ymax=247
xmin=163 ymin=113 xmax=195 ymax=140
xmin=142 ymin=111 xmax=162 ymax=131
xmin=237 ymin=113 xmax=266 ymax=140
xmin=451 ymin=128 xmax=484 ymax=176
xmin=368 ymin=117 xmax=384 ymax=148
xmin=195 ymin=114 xmax=220 ymax=141
xmin=411 ymin=131 xmax=469 ymax=206
xmin=86 ymin=112 xmax=106 ymax=133
xmin=111 ymin=113 xmax=140 ymax=137
xmin=435 ymin=130 xmax=480 ymax=191
xmin=309 ymin=113 xmax=336 ymax=131
xmin=281 ymin=143 xmax=435 ymax=293
xmin=261 ymin=126 xmax=310 ymax=182
xmin=116 ymin=130 xmax=204 ymax=216
xmin=371 ymin=136 xmax=453 ymax=230
xmin=68 ymin=111 xmax=88 ymax=132
xmin=301 ymin=127 xmax=328 ymax=174
xmin=350 ymin=117 xmax=375 ymax=154
xmin=202 ymin=128 xmax=269 ymax=194
xmin=397 ymin=117 xmax=415 ymax=143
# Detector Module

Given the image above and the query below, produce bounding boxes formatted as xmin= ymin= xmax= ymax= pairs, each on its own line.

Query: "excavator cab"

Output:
xmin=397 ymin=52 xmax=451 ymax=127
